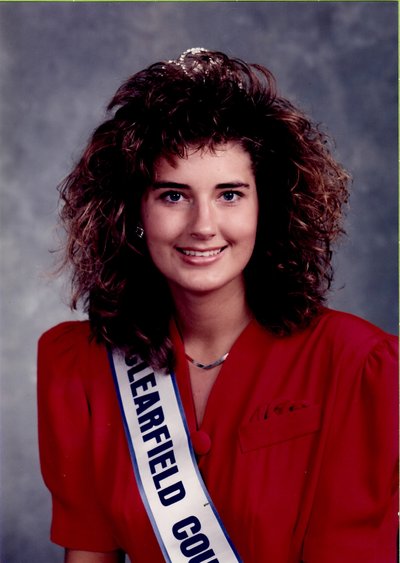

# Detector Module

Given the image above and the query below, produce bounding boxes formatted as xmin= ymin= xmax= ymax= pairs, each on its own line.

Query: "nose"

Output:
xmin=189 ymin=199 xmax=216 ymax=240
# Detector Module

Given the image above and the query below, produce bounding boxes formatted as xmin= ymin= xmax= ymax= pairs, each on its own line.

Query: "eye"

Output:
xmin=220 ymin=190 xmax=243 ymax=203
xmin=159 ymin=191 xmax=185 ymax=203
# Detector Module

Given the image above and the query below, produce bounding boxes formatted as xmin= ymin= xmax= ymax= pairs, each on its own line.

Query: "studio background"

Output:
xmin=0 ymin=3 xmax=397 ymax=562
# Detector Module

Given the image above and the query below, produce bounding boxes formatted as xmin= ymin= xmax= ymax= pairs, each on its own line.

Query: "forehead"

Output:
xmin=154 ymin=143 xmax=254 ymax=181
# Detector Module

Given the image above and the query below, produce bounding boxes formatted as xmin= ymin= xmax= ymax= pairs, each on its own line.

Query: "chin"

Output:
xmin=170 ymin=274 xmax=243 ymax=296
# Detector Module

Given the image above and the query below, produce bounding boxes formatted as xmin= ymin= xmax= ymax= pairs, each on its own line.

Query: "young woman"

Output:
xmin=38 ymin=49 xmax=398 ymax=563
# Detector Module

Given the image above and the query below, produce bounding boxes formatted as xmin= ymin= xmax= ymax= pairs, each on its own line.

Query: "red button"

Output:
xmin=191 ymin=430 xmax=211 ymax=455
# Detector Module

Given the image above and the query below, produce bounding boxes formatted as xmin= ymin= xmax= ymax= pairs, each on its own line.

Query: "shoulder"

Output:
xmin=37 ymin=320 xmax=107 ymax=389
xmin=311 ymin=307 xmax=397 ymax=358
xmin=38 ymin=320 xmax=96 ymax=362
xmin=39 ymin=320 xmax=91 ymax=349
xmin=306 ymin=309 xmax=398 ymax=399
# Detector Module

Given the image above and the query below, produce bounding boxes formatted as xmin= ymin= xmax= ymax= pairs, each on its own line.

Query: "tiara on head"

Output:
xmin=178 ymin=47 xmax=210 ymax=60
xmin=165 ymin=47 xmax=243 ymax=88
xmin=166 ymin=47 xmax=217 ymax=77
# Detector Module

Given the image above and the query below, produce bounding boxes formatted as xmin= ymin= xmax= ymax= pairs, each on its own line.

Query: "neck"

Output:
xmin=171 ymin=282 xmax=252 ymax=360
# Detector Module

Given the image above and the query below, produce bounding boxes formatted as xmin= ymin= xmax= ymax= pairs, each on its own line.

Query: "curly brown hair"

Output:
xmin=59 ymin=48 xmax=350 ymax=369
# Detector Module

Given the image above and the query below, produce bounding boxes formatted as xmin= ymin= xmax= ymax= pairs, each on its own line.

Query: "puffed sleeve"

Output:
xmin=37 ymin=322 xmax=119 ymax=551
xmin=302 ymin=335 xmax=398 ymax=562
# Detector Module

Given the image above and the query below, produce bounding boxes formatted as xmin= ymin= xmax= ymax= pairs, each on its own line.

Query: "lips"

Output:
xmin=177 ymin=246 xmax=226 ymax=257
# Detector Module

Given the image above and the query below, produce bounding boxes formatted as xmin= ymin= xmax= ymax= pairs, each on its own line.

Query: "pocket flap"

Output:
xmin=239 ymin=404 xmax=321 ymax=453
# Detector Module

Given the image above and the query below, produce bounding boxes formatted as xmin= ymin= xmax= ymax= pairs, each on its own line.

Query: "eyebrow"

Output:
xmin=151 ymin=181 xmax=251 ymax=190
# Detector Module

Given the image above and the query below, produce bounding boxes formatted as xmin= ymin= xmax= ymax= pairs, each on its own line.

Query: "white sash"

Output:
xmin=108 ymin=349 xmax=242 ymax=563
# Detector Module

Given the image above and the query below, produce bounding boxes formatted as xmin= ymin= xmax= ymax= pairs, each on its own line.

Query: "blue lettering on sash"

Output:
xmin=148 ymin=449 xmax=176 ymax=474
xmin=143 ymin=424 xmax=171 ymax=444
xmin=139 ymin=405 xmax=165 ymax=432
xmin=181 ymin=534 xmax=210 ymax=557
xmin=158 ymin=480 xmax=186 ymax=506
xmin=147 ymin=439 xmax=173 ymax=459
xmin=173 ymin=516 xmax=218 ymax=562
xmin=116 ymin=355 xmax=236 ymax=562
xmin=134 ymin=390 xmax=160 ymax=415
xmin=153 ymin=464 xmax=179 ymax=489
xmin=127 ymin=361 xmax=149 ymax=379
xmin=130 ymin=372 xmax=157 ymax=397
xmin=127 ymin=361 xmax=186 ymax=507
xmin=173 ymin=516 xmax=201 ymax=539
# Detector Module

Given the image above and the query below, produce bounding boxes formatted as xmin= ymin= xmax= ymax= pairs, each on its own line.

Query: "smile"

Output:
xmin=177 ymin=247 xmax=226 ymax=257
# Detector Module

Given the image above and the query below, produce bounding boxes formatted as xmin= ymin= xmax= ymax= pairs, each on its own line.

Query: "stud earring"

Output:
xmin=135 ymin=225 xmax=144 ymax=239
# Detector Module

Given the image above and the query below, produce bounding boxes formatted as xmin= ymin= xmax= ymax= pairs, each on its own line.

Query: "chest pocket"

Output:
xmin=239 ymin=401 xmax=321 ymax=453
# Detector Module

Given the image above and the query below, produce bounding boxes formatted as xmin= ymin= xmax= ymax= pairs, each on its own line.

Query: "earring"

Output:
xmin=135 ymin=225 xmax=144 ymax=239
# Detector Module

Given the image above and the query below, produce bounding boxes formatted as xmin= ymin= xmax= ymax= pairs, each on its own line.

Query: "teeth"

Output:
xmin=181 ymin=248 xmax=223 ymax=257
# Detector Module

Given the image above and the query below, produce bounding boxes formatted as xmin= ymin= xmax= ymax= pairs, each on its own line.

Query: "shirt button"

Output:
xmin=191 ymin=430 xmax=211 ymax=455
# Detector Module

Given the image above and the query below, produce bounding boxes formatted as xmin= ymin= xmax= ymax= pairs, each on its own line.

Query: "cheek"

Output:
xmin=142 ymin=204 xmax=175 ymax=243
xmin=232 ymin=206 xmax=258 ymax=241
xmin=239 ymin=212 xmax=259 ymax=258
xmin=144 ymin=220 xmax=178 ymax=247
xmin=142 ymin=213 xmax=184 ymax=263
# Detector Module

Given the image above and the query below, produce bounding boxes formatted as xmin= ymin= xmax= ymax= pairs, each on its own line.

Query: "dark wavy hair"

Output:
xmin=59 ymin=48 xmax=350 ymax=369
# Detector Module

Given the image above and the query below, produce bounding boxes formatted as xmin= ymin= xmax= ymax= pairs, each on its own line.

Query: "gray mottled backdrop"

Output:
xmin=0 ymin=2 xmax=397 ymax=562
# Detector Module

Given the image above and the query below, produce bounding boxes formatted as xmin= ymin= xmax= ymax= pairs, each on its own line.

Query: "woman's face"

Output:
xmin=140 ymin=142 xmax=259 ymax=299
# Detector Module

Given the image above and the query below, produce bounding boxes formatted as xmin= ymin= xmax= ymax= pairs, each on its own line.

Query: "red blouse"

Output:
xmin=37 ymin=308 xmax=398 ymax=562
